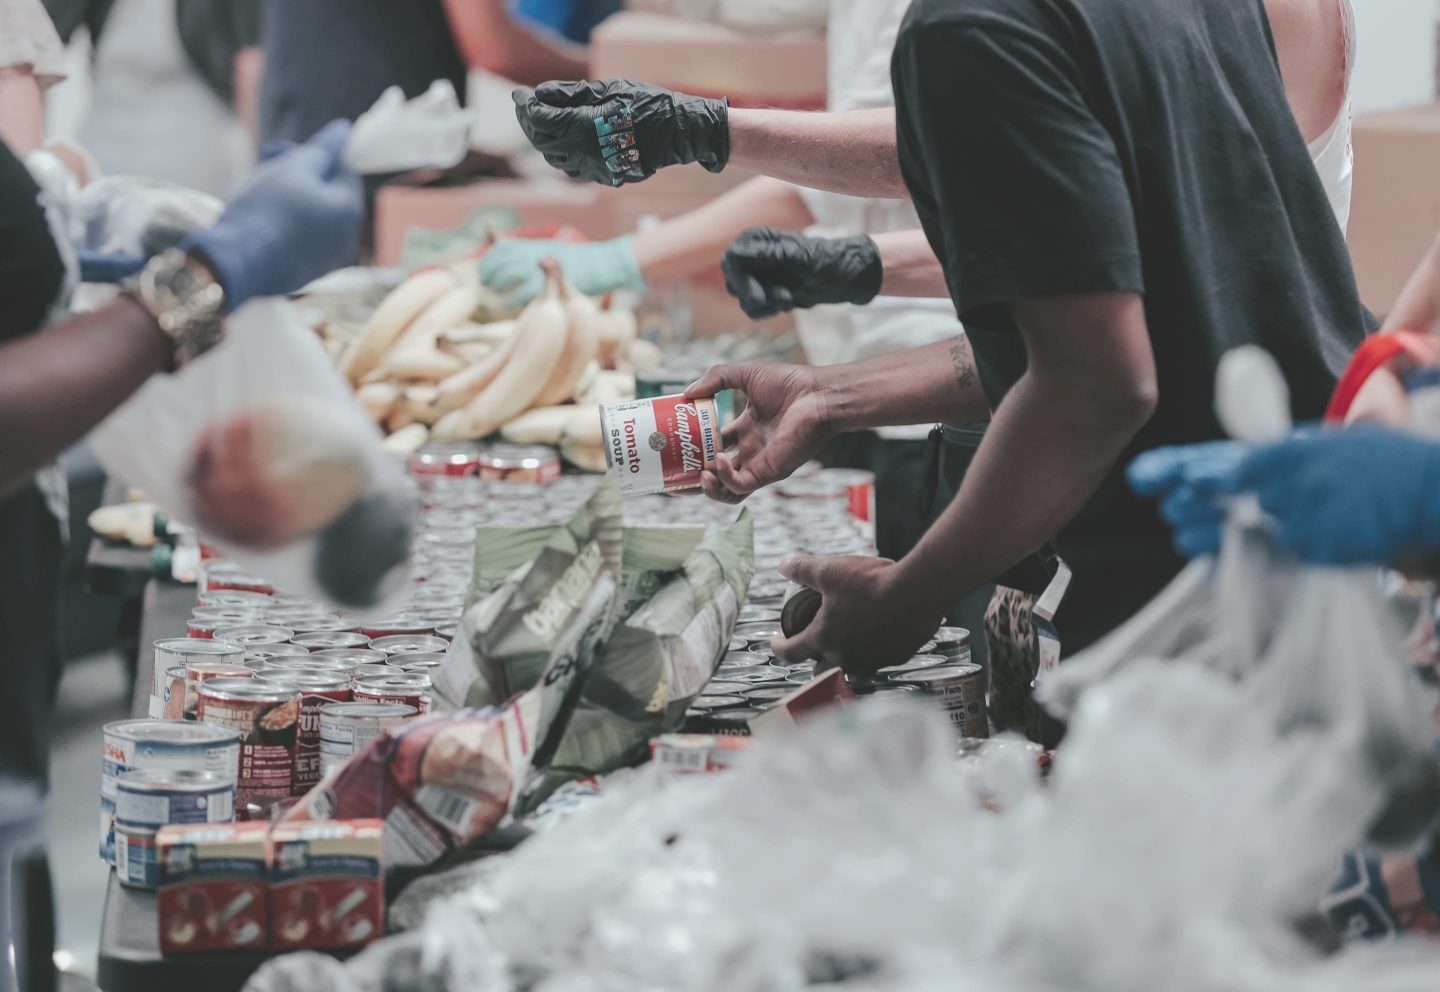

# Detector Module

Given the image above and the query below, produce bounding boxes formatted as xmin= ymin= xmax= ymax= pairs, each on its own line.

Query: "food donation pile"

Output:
xmin=104 ymin=436 xmax=1000 ymax=961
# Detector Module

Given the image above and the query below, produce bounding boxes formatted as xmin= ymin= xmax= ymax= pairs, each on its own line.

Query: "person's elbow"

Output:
xmin=1102 ymin=367 xmax=1159 ymax=434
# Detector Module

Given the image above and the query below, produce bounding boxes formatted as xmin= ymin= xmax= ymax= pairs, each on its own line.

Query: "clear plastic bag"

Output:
xmin=87 ymin=298 xmax=416 ymax=608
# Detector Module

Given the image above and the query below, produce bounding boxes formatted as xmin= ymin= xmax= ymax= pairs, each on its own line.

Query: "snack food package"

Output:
xmin=285 ymin=482 xmax=623 ymax=870
xmin=522 ymin=510 xmax=754 ymax=808
xmin=88 ymin=298 xmax=417 ymax=609
xmin=435 ymin=474 xmax=625 ymax=706
xmin=270 ymin=819 xmax=384 ymax=950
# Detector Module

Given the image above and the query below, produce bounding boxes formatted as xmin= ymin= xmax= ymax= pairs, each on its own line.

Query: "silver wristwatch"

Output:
xmin=124 ymin=249 xmax=227 ymax=370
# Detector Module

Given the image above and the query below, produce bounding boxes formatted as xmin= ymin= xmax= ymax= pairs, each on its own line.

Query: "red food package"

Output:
xmin=157 ymin=822 xmax=270 ymax=955
xmin=270 ymin=820 xmax=383 ymax=950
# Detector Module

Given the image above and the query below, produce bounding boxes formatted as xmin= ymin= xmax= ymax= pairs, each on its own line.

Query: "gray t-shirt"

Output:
xmin=259 ymin=0 xmax=467 ymax=144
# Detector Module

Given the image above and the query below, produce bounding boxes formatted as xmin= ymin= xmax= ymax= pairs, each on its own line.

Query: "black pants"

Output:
xmin=0 ymin=483 xmax=63 ymax=787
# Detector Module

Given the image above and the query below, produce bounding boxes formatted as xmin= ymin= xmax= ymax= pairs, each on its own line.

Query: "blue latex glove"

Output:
xmin=182 ymin=120 xmax=363 ymax=313
xmin=77 ymin=250 xmax=147 ymax=284
xmin=1127 ymin=441 xmax=1247 ymax=558
xmin=1234 ymin=427 xmax=1440 ymax=566
xmin=478 ymin=235 xmax=646 ymax=306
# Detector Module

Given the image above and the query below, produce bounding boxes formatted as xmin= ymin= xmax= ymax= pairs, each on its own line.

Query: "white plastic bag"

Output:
xmin=344 ymin=80 xmax=479 ymax=176
xmin=87 ymin=298 xmax=415 ymax=608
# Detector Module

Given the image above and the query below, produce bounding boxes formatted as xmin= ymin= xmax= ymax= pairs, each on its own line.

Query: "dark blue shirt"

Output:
xmin=259 ymin=0 xmax=468 ymax=144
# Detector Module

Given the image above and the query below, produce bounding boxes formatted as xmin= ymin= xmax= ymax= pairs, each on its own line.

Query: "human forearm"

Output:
xmin=444 ymin=0 xmax=586 ymax=85
xmin=0 ymin=66 xmax=45 ymax=156
xmin=1383 ymin=230 xmax=1440 ymax=333
xmin=894 ymin=293 xmax=1157 ymax=609
xmin=821 ymin=337 xmax=990 ymax=430
xmin=873 ymin=229 xmax=951 ymax=298
xmin=726 ymin=108 xmax=907 ymax=199
xmin=633 ymin=176 xmax=813 ymax=283
xmin=0 ymin=297 xmax=170 ymax=494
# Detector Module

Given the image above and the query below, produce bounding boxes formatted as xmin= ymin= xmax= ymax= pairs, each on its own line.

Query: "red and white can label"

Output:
xmin=601 ymin=395 xmax=722 ymax=496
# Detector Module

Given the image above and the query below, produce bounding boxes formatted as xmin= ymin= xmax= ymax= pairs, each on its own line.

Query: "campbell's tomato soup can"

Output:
xmin=478 ymin=443 xmax=562 ymax=484
xmin=600 ymin=395 xmax=722 ymax=495
xmin=369 ymin=634 xmax=447 ymax=657
xmin=408 ymin=441 xmax=484 ymax=478
xmin=197 ymin=678 xmax=301 ymax=806
xmin=357 ymin=617 xmax=435 ymax=640
xmin=353 ymin=673 xmax=431 ymax=714
xmin=287 ymin=618 xmax=361 ymax=637
xmin=310 ymin=648 xmax=387 ymax=667
xmin=252 ymin=673 xmax=352 ymax=795
xmin=213 ymin=624 xmax=295 ymax=648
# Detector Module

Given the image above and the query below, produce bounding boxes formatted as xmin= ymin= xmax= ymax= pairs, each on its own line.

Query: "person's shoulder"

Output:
xmin=901 ymin=0 xmax=1042 ymax=31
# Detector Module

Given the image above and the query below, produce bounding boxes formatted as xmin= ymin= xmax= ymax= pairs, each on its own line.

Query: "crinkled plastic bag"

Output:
xmin=87 ymin=298 xmax=416 ymax=608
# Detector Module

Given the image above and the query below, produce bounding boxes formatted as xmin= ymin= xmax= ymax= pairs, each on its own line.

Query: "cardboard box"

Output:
xmin=589 ymin=12 xmax=827 ymax=111
xmin=157 ymin=822 xmax=270 ymax=955
xmin=1349 ymin=103 xmax=1440 ymax=317
xmin=270 ymin=820 xmax=384 ymax=950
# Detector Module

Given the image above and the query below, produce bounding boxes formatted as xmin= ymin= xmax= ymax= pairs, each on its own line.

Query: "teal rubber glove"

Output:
xmin=182 ymin=120 xmax=363 ymax=313
xmin=1128 ymin=441 xmax=1246 ymax=558
xmin=478 ymin=235 xmax=647 ymax=306
xmin=1235 ymin=427 xmax=1440 ymax=566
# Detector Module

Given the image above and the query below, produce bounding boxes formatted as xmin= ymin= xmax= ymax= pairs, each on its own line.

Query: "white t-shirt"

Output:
xmin=793 ymin=0 xmax=1356 ymax=439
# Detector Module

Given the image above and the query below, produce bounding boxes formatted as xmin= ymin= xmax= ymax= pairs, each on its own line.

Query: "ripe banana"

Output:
xmin=341 ymin=268 xmax=455 ymax=384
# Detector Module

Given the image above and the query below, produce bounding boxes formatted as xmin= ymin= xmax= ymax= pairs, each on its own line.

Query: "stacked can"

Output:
xmin=197 ymin=678 xmax=302 ymax=809
xmin=149 ymin=638 xmax=244 ymax=718
xmin=114 ymin=769 xmax=235 ymax=889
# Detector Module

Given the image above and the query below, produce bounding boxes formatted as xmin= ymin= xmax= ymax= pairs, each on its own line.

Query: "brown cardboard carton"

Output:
xmin=1349 ymin=104 xmax=1440 ymax=317
xmin=589 ymin=12 xmax=826 ymax=111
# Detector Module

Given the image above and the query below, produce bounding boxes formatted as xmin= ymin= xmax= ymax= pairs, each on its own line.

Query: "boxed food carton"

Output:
xmin=156 ymin=822 xmax=270 ymax=955
xmin=270 ymin=819 xmax=384 ymax=950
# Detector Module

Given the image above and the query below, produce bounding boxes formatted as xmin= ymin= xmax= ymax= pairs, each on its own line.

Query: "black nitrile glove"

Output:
xmin=511 ymin=79 xmax=728 ymax=187
xmin=721 ymin=227 xmax=883 ymax=319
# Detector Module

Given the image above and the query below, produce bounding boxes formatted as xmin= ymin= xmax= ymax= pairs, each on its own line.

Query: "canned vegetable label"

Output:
xmin=253 ymin=674 xmax=352 ymax=794
xmin=197 ymin=679 xmax=301 ymax=805
xmin=318 ymin=702 xmax=418 ymax=778
xmin=600 ymin=394 xmax=722 ymax=495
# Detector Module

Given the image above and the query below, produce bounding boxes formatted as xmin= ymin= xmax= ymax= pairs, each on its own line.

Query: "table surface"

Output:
xmin=96 ymin=581 xmax=304 ymax=992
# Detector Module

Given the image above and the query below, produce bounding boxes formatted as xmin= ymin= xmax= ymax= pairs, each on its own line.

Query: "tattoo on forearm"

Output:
xmin=949 ymin=342 xmax=975 ymax=390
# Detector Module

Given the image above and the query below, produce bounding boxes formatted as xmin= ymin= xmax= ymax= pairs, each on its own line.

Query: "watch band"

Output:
xmin=124 ymin=249 xmax=228 ymax=370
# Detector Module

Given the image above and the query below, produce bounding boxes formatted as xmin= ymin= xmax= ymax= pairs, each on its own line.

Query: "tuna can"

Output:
xmin=151 ymin=638 xmax=244 ymax=718
xmin=251 ymin=672 xmax=352 ymax=795
xmin=310 ymin=648 xmax=387 ymax=667
xmin=353 ymin=673 xmax=431 ymax=713
xmin=160 ymin=666 xmax=187 ymax=719
xmin=318 ymin=702 xmax=418 ymax=778
xmin=214 ymin=624 xmax=295 ymax=647
xmin=291 ymin=631 xmax=370 ymax=651
xmin=115 ymin=769 xmax=235 ymax=831
xmin=369 ymin=634 xmax=447 ymax=657
xmin=929 ymin=627 xmax=972 ymax=666
xmin=408 ymin=441 xmax=484 ymax=478
xmin=265 ymin=657 xmax=361 ymax=678
xmin=114 ymin=823 xmax=160 ymax=889
xmin=780 ymin=587 xmax=822 ymax=638
xmin=600 ymin=395 xmax=722 ymax=495
xmin=892 ymin=664 xmax=988 ymax=739
xmin=197 ymin=678 xmax=302 ymax=806
xmin=100 ymin=720 xmax=239 ymax=863
xmin=478 ymin=443 xmax=562 ymax=484
xmin=196 ymin=591 xmax=274 ymax=609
